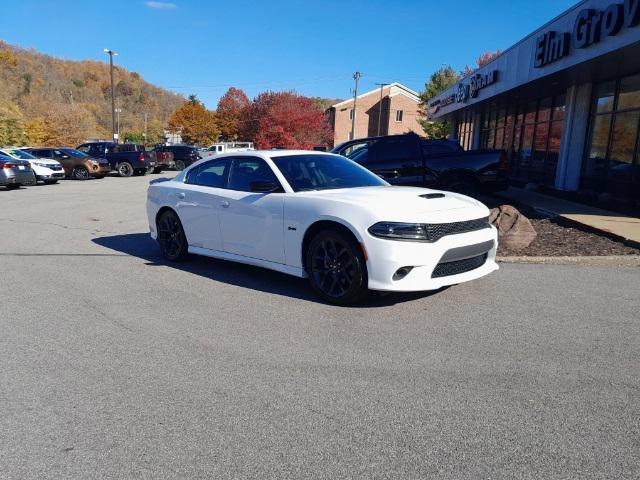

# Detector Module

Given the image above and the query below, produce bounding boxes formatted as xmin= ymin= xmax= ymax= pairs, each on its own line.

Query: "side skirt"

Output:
xmin=188 ymin=246 xmax=306 ymax=278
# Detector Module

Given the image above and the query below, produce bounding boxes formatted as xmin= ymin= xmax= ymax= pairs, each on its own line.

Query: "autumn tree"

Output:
xmin=460 ymin=49 xmax=503 ymax=77
xmin=243 ymin=91 xmax=332 ymax=149
xmin=167 ymin=95 xmax=219 ymax=145
xmin=216 ymin=87 xmax=250 ymax=141
xmin=418 ymin=66 xmax=460 ymax=139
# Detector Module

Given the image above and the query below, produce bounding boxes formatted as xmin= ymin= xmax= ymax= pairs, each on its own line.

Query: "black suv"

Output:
xmin=156 ymin=145 xmax=200 ymax=170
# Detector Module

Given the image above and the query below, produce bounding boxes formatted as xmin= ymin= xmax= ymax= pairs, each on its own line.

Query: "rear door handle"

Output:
xmin=220 ymin=200 xmax=230 ymax=208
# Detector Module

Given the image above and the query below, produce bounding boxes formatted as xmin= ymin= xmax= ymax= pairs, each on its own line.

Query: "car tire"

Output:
xmin=175 ymin=160 xmax=186 ymax=171
xmin=72 ymin=166 xmax=89 ymax=180
xmin=152 ymin=167 xmax=163 ymax=174
xmin=5 ymin=184 xmax=20 ymax=190
xmin=157 ymin=210 xmax=189 ymax=261
xmin=117 ymin=162 xmax=134 ymax=177
xmin=44 ymin=180 xmax=58 ymax=185
xmin=93 ymin=175 xmax=105 ymax=179
xmin=305 ymin=228 xmax=369 ymax=306
xmin=146 ymin=166 xmax=155 ymax=175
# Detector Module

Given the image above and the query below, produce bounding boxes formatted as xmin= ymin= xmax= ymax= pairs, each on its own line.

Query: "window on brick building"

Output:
xmin=395 ymin=110 xmax=403 ymax=122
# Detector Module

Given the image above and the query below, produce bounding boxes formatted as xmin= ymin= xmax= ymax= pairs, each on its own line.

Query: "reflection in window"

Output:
xmin=583 ymin=74 xmax=640 ymax=199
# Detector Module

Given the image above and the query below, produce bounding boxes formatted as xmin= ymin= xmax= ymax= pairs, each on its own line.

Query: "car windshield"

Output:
xmin=2 ymin=149 xmax=37 ymax=160
xmin=271 ymin=154 xmax=386 ymax=192
xmin=61 ymin=148 xmax=89 ymax=158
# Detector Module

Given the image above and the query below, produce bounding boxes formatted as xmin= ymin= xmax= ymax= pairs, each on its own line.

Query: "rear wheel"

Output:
xmin=117 ymin=162 xmax=134 ymax=177
xmin=152 ymin=167 xmax=163 ymax=174
xmin=72 ymin=166 xmax=89 ymax=180
xmin=157 ymin=210 xmax=189 ymax=261
xmin=306 ymin=229 xmax=368 ymax=305
xmin=175 ymin=160 xmax=186 ymax=171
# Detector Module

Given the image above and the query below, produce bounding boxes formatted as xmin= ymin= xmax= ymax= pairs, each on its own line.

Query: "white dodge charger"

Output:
xmin=146 ymin=150 xmax=498 ymax=305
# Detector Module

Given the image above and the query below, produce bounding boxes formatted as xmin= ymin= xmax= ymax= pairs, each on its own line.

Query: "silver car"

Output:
xmin=0 ymin=152 xmax=36 ymax=189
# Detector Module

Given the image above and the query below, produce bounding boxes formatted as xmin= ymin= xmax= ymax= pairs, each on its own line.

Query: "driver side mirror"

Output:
xmin=250 ymin=180 xmax=281 ymax=193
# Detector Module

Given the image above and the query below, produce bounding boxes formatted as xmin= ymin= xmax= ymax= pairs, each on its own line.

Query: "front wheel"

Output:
xmin=117 ymin=162 xmax=134 ymax=177
xmin=72 ymin=166 xmax=89 ymax=180
xmin=306 ymin=229 xmax=368 ymax=305
xmin=157 ymin=210 xmax=189 ymax=261
xmin=174 ymin=160 xmax=186 ymax=171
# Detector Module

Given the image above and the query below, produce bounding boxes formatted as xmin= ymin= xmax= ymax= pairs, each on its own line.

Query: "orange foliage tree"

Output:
xmin=167 ymin=95 xmax=219 ymax=145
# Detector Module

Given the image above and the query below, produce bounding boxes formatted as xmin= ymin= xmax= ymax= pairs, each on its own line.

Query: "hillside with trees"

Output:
xmin=0 ymin=40 xmax=184 ymax=146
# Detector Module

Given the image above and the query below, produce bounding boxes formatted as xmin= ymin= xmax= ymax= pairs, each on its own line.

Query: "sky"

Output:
xmin=0 ymin=0 xmax=577 ymax=108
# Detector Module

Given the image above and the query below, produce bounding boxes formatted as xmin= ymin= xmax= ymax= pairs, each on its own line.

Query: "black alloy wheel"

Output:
xmin=117 ymin=162 xmax=134 ymax=177
xmin=175 ymin=160 xmax=186 ymax=171
xmin=157 ymin=210 xmax=189 ymax=261
xmin=72 ymin=166 xmax=89 ymax=180
xmin=306 ymin=229 xmax=368 ymax=305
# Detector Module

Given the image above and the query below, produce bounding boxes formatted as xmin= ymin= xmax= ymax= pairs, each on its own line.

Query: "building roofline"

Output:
xmin=331 ymin=82 xmax=419 ymax=109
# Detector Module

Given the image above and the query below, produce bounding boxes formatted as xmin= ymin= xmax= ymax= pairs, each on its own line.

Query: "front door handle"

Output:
xmin=220 ymin=200 xmax=230 ymax=208
xmin=177 ymin=192 xmax=185 ymax=199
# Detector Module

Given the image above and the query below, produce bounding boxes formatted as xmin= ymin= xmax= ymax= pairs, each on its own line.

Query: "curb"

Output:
xmin=496 ymin=255 xmax=640 ymax=267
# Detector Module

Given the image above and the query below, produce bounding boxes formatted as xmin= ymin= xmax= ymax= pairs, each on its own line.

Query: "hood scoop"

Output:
xmin=420 ymin=193 xmax=446 ymax=199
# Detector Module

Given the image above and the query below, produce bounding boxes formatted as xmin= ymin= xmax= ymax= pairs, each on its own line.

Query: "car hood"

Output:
xmin=297 ymin=186 xmax=489 ymax=218
xmin=30 ymin=157 xmax=61 ymax=167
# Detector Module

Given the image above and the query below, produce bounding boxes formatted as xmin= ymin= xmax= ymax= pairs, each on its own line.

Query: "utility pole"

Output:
xmin=143 ymin=113 xmax=148 ymax=145
xmin=350 ymin=71 xmax=361 ymax=141
xmin=375 ymin=83 xmax=389 ymax=136
xmin=115 ymin=108 xmax=122 ymax=140
xmin=103 ymin=48 xmax=118 ymax=142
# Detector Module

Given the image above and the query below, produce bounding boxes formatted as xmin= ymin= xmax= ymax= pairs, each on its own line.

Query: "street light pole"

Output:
xmin=375 ymin=83 xmax=389 ymax=136
xmin=350 ymin=71 xmax=361 ymax=141
xmin=103 ymin=48 xmax=118 ymax=143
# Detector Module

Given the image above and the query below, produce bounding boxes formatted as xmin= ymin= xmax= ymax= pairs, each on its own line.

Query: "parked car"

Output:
xmin=331 ymin=133 xmax=509 ymax=196
xmin=25 ymin=147 xmax=111 ymax=180
xmin=146 ymin=150 xmax=498 ymax=305
xmin=76 ymin=142 xmax=155 ymax=177
xmin=0 ymin=151 xmax=36 ymax=189
xmin=155 ymin=145 xmax=200 ymax=170
xmin=147 ymin=146 xmax=175 ymax=174
xmin=0 ymin=148 xmax=65 ymax=184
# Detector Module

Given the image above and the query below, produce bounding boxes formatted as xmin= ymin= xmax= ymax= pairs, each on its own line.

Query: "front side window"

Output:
xmin=228 ymin=158 xmax=279 ymax=192
xmin=186 ymin=159 xmax=230 ymax=188
xmin=272 ymin=154 xmax=386 ymax=192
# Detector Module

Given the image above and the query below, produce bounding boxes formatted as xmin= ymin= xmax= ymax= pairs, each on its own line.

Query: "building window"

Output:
xmin=583 ymin=73 xmax=640 ymax=200
xmin=484 ymin=93 xmax=565 ymax=186
xmin=395 ymin=110 xmax=403 ymax=122
xmin=349 ymin=109 xmax=354 ymax=120
xmin=457 ymin=109 xmax=474 ymax=150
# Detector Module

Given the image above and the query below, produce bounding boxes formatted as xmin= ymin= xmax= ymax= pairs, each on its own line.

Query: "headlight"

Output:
xmin=33 ymin=162 xmax=50 ymax=168
xmin=368 ymin=222 xmax=429 ymax=241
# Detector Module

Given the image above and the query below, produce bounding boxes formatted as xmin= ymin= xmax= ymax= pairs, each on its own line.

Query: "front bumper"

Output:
xmin=364 ymin=225 xmax=499 ymax=292
xmin=36 ymin=171 xmax=65 ymax=181
xmin=90 ymin=163 xmax=112 ymax=176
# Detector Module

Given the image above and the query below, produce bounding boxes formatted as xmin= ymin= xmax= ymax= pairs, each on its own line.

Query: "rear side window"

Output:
xmin=186 ymin=159 xmax=230 ymax=188
xmin=368 ymin=136 xmax=417 ymax=163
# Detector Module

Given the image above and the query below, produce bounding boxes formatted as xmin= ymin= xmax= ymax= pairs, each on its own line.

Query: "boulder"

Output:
xmin=489 ymin=205 xmax=537 ymax=250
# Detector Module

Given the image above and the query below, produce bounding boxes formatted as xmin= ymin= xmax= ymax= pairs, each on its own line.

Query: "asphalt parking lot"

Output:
xmin=1 ymin=175 xmax=639 ymax=479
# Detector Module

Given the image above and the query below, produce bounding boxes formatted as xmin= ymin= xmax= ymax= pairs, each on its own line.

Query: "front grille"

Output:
xmin=431 ymin=253 xmax=487 ymax=278
xmin=423 ymin=217 xmax=490 ymax=242
xmin=50 ymin=165 xmax=63 ymax=171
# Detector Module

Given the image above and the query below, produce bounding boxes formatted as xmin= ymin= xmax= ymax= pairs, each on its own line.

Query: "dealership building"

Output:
xmin=429 ymin=0 xmax=640 ymax=207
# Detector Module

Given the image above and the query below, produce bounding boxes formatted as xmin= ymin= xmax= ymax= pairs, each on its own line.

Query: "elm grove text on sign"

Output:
xmin=535 ymin=0 xmax=640 ymax=67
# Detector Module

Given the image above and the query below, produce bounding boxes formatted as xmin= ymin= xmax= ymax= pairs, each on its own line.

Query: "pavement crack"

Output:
xmin=81 ymin=299 xmax=138 ymax=334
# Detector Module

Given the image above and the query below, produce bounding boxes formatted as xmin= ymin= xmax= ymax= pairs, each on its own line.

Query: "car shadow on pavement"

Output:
xmin=92 ymin=233 xmax=443 ymax=307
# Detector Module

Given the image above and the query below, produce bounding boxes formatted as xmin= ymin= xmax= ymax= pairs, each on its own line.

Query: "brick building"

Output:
xmin=327 ymin=83 xmax=424 ymax=146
